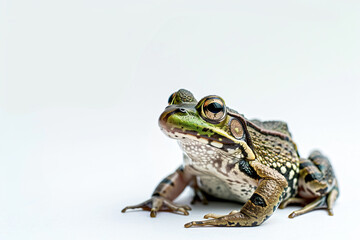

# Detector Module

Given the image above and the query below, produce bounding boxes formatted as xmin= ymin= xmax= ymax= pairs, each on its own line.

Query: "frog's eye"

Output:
xmin=201 ymin=97 xmax=226 ymax=123
xmin=168 ymin=92 xmax=176 ymax=105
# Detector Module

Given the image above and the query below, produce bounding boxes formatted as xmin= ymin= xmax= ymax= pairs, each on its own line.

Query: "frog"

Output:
xmin=122 ymin=89 xmax=339 ymax=227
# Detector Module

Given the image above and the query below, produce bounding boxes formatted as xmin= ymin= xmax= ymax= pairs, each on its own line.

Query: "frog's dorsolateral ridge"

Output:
xmin=122 ymin=89 xmax=339 ymax=227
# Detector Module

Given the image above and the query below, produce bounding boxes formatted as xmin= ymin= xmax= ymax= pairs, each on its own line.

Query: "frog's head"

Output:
xmin=159 ymin=89 xmax=255 ymax=160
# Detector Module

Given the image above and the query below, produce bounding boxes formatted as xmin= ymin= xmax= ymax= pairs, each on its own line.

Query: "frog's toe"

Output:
xmin=121 ymin=199 xmax=152 ymax=213
xmin=149 ymin=197 xmax=164 ymax=217
xmin=287 ymin=196 xmax=326 ymax=218
xmin=150 ymin=209 xmax=157 ymax=217
xmin=184 ymin=221 xmax=196 ymax=228
xmin=182 ymin=205 xmax=192 ymax=211
xmin=179 ymin=208 xmax=190 ymax=215
xmin=184 ymin=218 xmax=228 ymax=228
xmin=184 ymin=220 xmax=208 ymax=228
xmin=162 ymin=199 xmax=191 ymax=215
xmin=326 ymin=187 xmax=339 ymax=216
xmin=203 ymin=213 xmax=222 ymax=219
xmin=327 ymin=208 xmax=334 ymax=216
xmin=204 ymin=210 xmax=239 ymax=219
xmin=168 ymin=206 xmax=190 ymax=216
xmin=279 ymin=197 xmax=307 ymax=209
xmin=286 ymin=186 xmax=339 ymax=218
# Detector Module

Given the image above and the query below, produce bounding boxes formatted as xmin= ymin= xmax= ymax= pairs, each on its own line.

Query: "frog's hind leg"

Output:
xmin=285 ymin=151 xmax=339 ymax=218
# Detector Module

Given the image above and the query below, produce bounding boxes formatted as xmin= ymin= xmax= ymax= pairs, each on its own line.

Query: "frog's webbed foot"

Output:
xmin=122 ymin=196 xmax=191 ymax=217
xmin=280 ymin=187 xmax=339 ymax=218
xmin=184 ymin=211 xmax=255 ymax=228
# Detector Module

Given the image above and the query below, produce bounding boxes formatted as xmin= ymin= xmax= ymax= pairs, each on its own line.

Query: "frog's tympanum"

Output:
xmin=122 ymin=89 xmax=339 ymax=227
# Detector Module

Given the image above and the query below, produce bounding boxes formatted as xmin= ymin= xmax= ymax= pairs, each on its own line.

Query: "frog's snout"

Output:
xmin=159 ymin=106 xmax=176 ymax=130
xmin=159 ymin=105 xmax=187 ymax=130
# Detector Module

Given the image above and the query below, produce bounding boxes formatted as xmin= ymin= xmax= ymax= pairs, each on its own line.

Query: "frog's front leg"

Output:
xmin=122 ymin=165 xmax=193 ymax=217
xmin=185 ymin=161 xmax=288 ymax=227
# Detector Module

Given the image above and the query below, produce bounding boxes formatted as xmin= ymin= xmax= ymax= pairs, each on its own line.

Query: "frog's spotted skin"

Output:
xmin=122 ymin=89 xmax=339 ymax=227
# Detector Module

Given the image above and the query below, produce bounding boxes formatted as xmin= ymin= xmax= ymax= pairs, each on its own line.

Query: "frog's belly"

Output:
xmin=197 ymin=175 xmax=257 ymax=203
xmin=179 ymin=140 xmax=258 ymax=203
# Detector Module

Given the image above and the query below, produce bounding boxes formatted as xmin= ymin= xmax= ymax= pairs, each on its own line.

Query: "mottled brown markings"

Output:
xmin=212 ymin=158 xmax=224 ymax=173
xmin=225 ymin=163 xmax=236 ymax=173
xmin=227 ymin=179 xmax=244 ymax=184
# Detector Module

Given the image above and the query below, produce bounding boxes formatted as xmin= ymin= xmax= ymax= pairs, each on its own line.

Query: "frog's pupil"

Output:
xmin=207 ymin=102 xmax=223 ymax=113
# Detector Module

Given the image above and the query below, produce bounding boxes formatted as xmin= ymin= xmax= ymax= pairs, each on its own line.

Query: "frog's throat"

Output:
xmin=160 ymin=127 xmax=255 ymax=160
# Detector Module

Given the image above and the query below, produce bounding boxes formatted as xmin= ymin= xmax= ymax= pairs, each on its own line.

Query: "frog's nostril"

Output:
xmin=179 ymin=108 xmax=186 ymax=113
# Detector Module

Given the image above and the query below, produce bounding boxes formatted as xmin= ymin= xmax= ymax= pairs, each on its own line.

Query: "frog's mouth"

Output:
xmin=161 ymin=128 xmax=253 ymax=162
xmin=160 ymin=126 xmax=228 ymax=149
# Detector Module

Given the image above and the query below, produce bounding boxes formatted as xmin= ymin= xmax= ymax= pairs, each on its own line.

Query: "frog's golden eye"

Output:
xmin=201 ymin=97 xmax=226 ymax=123
xmin=168 ymin=92 xmax=176 ymax=105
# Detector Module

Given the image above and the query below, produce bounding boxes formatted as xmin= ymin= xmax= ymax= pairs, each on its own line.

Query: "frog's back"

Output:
xmin=249 ymin=119 xmax=292 ymax=138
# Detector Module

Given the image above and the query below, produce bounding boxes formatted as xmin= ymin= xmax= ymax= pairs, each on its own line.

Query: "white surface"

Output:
xmin=1 ymin=1 xmax=360 ymax=239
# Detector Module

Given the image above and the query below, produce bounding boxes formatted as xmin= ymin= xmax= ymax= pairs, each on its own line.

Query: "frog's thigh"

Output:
xmin=298 ymin=156 xmax=334 ymax=198
xmin=184 ymin=162 xmax=288 ymax=227
xmin=288 ymin=156 xmax=339 ymax=218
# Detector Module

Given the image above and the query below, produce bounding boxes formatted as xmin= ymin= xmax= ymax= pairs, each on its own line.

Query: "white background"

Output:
xmin=1 ymin=1 xmax=360 ymax=239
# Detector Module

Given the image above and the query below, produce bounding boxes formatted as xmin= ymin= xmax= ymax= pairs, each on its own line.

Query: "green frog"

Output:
xmin=122 ymin=89 xmax=339 ymax=227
